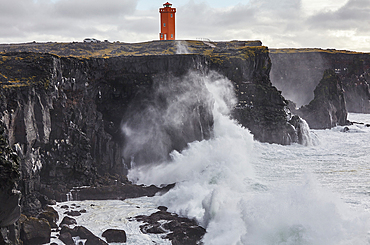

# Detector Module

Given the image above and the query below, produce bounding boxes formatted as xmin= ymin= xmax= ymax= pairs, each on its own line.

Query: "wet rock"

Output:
xmin=38 ymin=206 xmax=59 ymax=228
xmin=136 ymin=210 xmax=206 ymax=245
xmin=167 ymin=226 xmax=207 ymax=245
xmin=70 ymin=226 xmax=107 ymax=245
xmin=74 ymin=183 xmax=175 ymax=201
xmin=59 ymin=232 xmax=74 ymax=245
xmin=20 ymin=216 xmax=51 ymax=245
xmin=297 ymin=69 xmax=348 ymax=129
xmin=64 ymin=210 xmax=81 ymax=217
xmin=102 ymin=229 xmax=127 ymax=243
xmin=141 ymin=223 xmax=167 ymax=234
xmin=60 ymin=216 xmax=77 ymax=227
xmin=0 ymin=121 xmax=21 ymax=236
xmin=60 ymin=226 xmax=108 ymax=244
xmin=0 ymin=191 xmax=21 ymax=228
xmin=157 ymin=206 xmax=168 ymax=212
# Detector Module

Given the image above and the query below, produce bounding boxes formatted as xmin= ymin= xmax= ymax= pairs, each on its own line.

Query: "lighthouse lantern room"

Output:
xmin=159 ymin=2 xmax=176 ymax=40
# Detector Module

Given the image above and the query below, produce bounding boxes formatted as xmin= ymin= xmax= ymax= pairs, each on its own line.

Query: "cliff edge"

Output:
xmin=0 ymin=40 xmax=303 ymax=244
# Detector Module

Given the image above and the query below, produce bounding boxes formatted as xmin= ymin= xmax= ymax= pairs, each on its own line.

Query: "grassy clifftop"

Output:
xmin=270 ymin=48 xmax=368 ymax=55
xmin=0 ymin=40 xmax=263 ymax=59
xmin=0 ymin=40 xmax=267 ymax=89
xmin=0 ymin=52 xmax=55 ymax=89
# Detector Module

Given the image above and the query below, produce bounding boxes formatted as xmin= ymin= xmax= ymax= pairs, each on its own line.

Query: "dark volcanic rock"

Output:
xmin=102 ymin=229 xmax=127 ymax=243
xmin=61 ymin=226 xmax=107 ymax=245
xmin=270 ymin=49 xmax=370 ymax=113
xmin=60 ymin=216 xmax=77 ymax=227
xmin=136 ymin=210 xmax=206 ymax=245
xmin=207 ymin=46 xmax=298 ymax=145
xmin=296 ymin=69 xmax=348 ymax=129
xmin=72 ymin=183 xmax=175 ymax=201
xmin=58 ymin=232 xmax=74 ymax=245
xmin=0 ymin=121 xmax=21 ymax=245
xmin=64 ymin=210 xmax=81 ymax=217
xmin=37 ymin=206 xmax=59 ymax=228
xmin=20 ymin=216 xmax=51 ymax=245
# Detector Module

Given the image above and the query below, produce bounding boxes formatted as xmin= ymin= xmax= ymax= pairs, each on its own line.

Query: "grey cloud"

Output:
xmin=307 ymin=0 xmax=370 ymax=31
xmin=0 ymin=0 xmax=369 ymax=51
xmin=0 ymin=0 xmax=138 ymax=42
xmin=54 ymin=0 xmax=137 ymax=19
xmin=178 ymin=2 xmax=256 ymax=39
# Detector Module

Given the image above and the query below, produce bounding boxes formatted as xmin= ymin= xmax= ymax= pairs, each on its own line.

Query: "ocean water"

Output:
xmin=52 ymin=71 xmax=370 ymax=245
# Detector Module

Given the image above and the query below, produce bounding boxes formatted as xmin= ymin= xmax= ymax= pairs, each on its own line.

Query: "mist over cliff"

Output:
xmin=270 ymin=49 xmax=370 ymax=113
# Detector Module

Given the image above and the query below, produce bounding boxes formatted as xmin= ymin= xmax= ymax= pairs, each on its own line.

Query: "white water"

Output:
xmin=176 ymin=41 xmax=190 ymax=54
xmin=51 ymin=197 xmax=172 ymax=245
xmin=127 ymin=72 xmax=370 ymax=244
xmin=52 ymin=71 xmax=370 ymax=244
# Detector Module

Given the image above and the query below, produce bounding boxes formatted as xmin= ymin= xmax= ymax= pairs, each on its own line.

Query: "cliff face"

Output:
xmin=294 ymin=69 xmax=348 ymax=129
xmin=270 ymin=49 xmax=370 ymax=113
xmin=0 ymin=42 xmax=303 ymax=240
xmin=204 ymin=45 xmax=296 ymax=144
xmin=1 ymin=52 xmax=212 ymax=200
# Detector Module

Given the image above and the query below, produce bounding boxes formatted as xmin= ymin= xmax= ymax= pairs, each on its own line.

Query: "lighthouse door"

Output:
xmin=164 ymin=34 xmax=167 ymax=40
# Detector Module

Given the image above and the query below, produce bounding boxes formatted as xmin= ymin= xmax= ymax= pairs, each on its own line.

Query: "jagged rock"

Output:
xmin=297 ymin=69 xmax=348 ymax=129
xmin=71 ymin=183 xmax=175 ymax=201
xmin=58 ymin=232 xmax=74 ymax=245
xmin=61 ymin=226 xmax=107 ymax=245
xmin=60 ymin=216 xmax=77 ymax=227
xmin=136 ymin=210 xmax=206 ymax=244
xmin=102 ymin=229 xmax=127 ymax=243
xmin=157 ymin=206 xmax=168 ymax=211
xmin=0 ymin=121 xmax=20 ymax=227
xmin=20 ymin=216 xmax=51 ymax=245
xmin=270 ymin=49 xmax=370 ymax=113
xmin=37 ymin=206 xmax=59 ymax=229
xmin=64 ymin=210 xmax=81 ymax=217
xmin=0 ymin=122 xmax=21 ymax=245
xmin=0 ymin=191 xmax=21 ymax=228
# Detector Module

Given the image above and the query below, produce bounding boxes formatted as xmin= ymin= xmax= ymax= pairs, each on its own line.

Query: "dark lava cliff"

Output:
xmin=0 ymin=40 xmax=304 ymax=244
xmin=270 ymin=49 xmax=370 ymax=113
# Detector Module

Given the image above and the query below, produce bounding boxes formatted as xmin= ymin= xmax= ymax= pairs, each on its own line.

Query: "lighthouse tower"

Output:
xmin=159 ymin=2 xmax=176 ymax=40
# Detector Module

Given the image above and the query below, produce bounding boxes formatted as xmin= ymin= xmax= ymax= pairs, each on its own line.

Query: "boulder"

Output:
xmin=64 ymin=210 xmax=81 ymax=217
xmin=20 ymin=216 xmax=51 ymax=245
xmin=59 ymin=232 xmax=74 ymax=245
xmin=0 ymin=191 xmax=21 ymax=227
xmin=38 ymin=206 xmax=59 ymax=228
xmin=63 ymin=226 xmax=108 ymax=245
xmin=136 ymin=210 xmax=206 ymax=245
xmin=60 ymin=216 xmax=77 ymax=227
xmin=102 ymin=229 xmax=127 ymax=243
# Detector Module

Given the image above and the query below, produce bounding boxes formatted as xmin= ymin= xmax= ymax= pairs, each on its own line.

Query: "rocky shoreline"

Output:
xmin=1 ymin=40 xmax=366 ymax=244
xmin=5 ymin=182 xmax=207 ymax=245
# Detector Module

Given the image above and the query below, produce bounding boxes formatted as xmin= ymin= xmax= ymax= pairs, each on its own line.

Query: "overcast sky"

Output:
xmin=1 ymin=0 xmax=369 ymax=52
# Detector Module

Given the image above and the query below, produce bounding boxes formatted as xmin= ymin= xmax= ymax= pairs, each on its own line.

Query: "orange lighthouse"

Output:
xmin=159 ymin=2 xmax=176 ymax=40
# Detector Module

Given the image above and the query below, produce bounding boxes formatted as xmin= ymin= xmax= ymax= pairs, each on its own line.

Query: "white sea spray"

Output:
xmin=128 ymin=70 xmax=370 ymax=244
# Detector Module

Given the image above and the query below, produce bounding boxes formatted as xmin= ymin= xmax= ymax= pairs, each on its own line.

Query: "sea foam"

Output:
xmin=128 ymin=72 xmax=370 ymax=244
